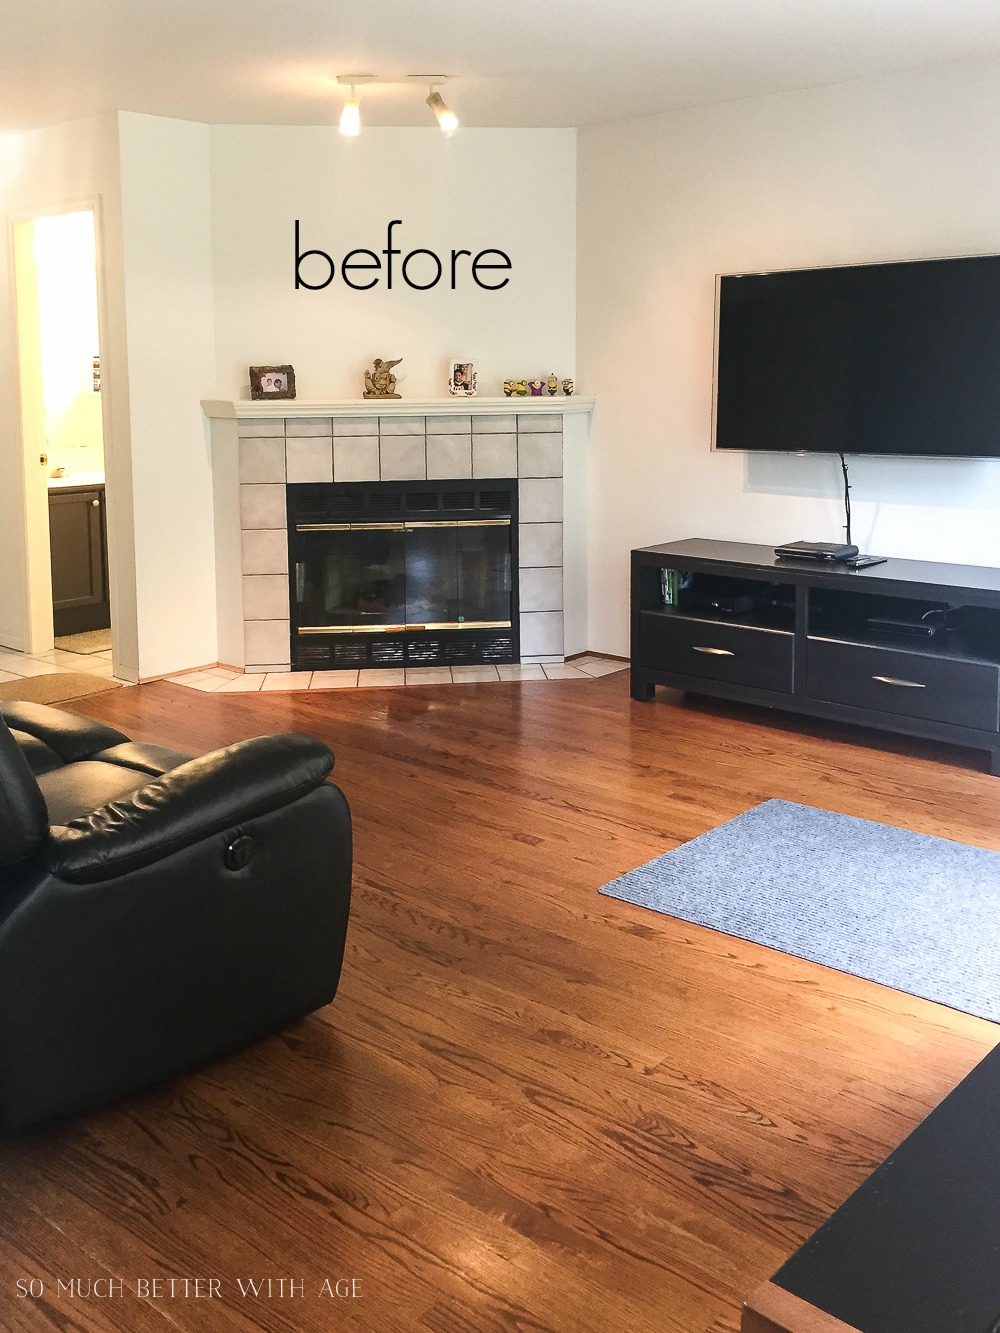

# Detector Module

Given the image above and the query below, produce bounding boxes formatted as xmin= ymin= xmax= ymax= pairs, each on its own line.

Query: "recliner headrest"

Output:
xmin=0 ymin=716 xmax=49 ymax=868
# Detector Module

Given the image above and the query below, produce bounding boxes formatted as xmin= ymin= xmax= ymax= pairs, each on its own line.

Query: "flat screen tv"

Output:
xmin=714 ymin=254 xmax=1000 ymax=458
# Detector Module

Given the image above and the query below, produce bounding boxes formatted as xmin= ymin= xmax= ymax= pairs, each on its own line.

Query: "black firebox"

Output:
xmin=287 ymin=480 xmax=519 ymax=671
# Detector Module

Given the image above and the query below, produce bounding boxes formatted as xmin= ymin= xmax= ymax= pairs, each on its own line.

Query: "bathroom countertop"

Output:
xmin=47 ymin=472 xmax=106 ymax=490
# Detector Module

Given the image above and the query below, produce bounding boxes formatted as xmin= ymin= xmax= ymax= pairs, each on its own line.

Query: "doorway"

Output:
xmin=12 ymin=207 xmax=112 ymax=662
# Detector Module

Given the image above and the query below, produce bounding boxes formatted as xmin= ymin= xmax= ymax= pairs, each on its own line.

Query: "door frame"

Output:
xmin=9 ymin=196 xmax=118 ymax=663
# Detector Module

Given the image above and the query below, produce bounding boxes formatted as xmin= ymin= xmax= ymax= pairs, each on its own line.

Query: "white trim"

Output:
xmin=203 ymin=395 xmax=593 ymax=421
xmin=7 ymin=197 xmax=129 ymax=676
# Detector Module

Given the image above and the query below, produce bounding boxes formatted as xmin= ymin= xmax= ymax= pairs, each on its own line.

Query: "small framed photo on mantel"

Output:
xmin=249 ymin=365 xmax=296 ymax=400
xmin=447 ymin=359 xmax=477 ymax=397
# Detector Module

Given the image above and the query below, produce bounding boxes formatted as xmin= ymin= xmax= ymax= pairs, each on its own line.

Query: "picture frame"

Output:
xmin=250 ymin=365 xmax=296 ymax=400
xmin=447 ymin=359 xmax=477 ymax=397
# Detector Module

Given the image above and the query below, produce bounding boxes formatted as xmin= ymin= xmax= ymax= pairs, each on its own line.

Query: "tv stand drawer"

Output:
xmin=807 ymin=638 xmax=1000 ymax=732
xmin=640 ymin=612 xmax=794 ymax=693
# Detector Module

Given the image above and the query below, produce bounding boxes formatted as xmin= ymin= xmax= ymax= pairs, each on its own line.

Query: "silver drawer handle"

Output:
xmin=692 ymin=646 xmax=735 ymax=657
xmin=872 ymin=674 xmax=925 ymax=689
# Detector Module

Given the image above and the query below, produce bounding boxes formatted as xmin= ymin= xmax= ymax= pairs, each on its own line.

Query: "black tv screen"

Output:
xmin=714 ymin=254 xmax=1000 ymax=457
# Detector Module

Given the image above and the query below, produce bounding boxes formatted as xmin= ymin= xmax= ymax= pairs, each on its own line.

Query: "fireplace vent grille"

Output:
xmin=332 ymin=642 xmax=369 ymax=666
xmin=292 ymin=630 xmax=515 ymax=671
xmin=372 ymin=641 xmax=406 ymax=665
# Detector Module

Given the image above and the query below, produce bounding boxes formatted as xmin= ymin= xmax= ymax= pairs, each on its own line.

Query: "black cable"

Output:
xmin=838 ymin=452 xmax=852 ymax=547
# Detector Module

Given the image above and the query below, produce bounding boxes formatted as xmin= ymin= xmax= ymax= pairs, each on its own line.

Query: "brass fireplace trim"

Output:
xmin=298 ymin=521 xmax=404 ymax=532
xmin=296 ymin=519 xmax=511 ymax=533
xmin=403 ymin=519 xmax=511 ymax=529
xmin=298 ymin=620 xmax=512 ymax=635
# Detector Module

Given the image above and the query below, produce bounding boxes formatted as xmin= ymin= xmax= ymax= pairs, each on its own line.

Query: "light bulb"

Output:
xmin=339 ymin=89 xmax=360 ymax=137
xmin=426 ymin=90 xmax=458 ymax=133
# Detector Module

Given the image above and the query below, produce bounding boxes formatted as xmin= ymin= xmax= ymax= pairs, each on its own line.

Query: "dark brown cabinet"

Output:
xmin=806 ymin=635 xmax=1000 ymax=732
xmin=638 ymin=610 xmax=795 ymax=694
xmin=631 ymin=538 xmax=1000 ymax=775
xmin=48 ymin=485 xmax=110 ymax=636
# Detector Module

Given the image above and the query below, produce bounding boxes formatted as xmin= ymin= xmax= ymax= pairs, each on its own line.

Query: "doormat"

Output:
xmin=0 ymin=673 xmax=120 ymax=705
xmin=54 ymin=628 xmax=112 ymax=654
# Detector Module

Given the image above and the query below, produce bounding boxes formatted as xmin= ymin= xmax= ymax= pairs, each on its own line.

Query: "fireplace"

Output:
xmin=287 ymin=480 xmax=519 ymax=670
xmin=203 ymin=402 xmax=583 ymax=674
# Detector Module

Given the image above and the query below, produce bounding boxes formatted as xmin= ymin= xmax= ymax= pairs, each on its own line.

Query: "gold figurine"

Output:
xmin=363 ymin=358 xmax=403 ymax=399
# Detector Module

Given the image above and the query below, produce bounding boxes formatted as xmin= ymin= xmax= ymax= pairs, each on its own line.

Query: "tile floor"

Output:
xmin=162 ymin=656 xmax=628 ymax=693
xmin=0 ymin=646 xmax=118 ymax=686
xmin=0 ymin=649 xmax=627 ymax=696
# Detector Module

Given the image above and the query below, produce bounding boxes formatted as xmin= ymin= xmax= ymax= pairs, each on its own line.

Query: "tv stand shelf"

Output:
xmin=631 ymin=539 xmax=1000 ymax=774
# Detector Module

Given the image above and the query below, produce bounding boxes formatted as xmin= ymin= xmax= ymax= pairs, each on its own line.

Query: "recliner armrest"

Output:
xmin=0 ymin=701 xmax=130 ymax=764
xmin=42 ymin=733 xmax=336 ymax=883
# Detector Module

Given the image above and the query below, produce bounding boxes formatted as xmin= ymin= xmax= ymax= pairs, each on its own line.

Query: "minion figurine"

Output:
xmin=546 ymin=373 xmax=558 ymax=396
xmin=515 ymin=379 xmax=528 ymax=396
xmin=503 ymin=379 xmax=515 ymax=397
xmin=561 ymin=378 xmax=575 ymax=396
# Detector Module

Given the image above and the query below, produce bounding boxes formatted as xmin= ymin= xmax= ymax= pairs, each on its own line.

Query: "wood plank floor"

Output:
xmin=1 ymin=675 xmax=996 ymax=1332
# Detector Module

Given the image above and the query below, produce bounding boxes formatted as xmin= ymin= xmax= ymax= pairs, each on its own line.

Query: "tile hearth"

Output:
xmin=165 ymin=657 xmax=627 ymax=693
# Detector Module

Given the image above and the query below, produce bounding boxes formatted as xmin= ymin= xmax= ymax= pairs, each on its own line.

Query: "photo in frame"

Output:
xmin=250 ymin=365 xmax=296 ymax=400
xmin=447 ymin=360 xmax=477 ymax=397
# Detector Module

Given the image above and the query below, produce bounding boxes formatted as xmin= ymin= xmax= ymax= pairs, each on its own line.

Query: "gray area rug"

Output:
xmin=600 ymin=799 xmax=1000 ymax=1023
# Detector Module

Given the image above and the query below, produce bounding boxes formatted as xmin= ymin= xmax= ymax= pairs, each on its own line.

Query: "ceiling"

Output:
xmin=3 ymin=0 xmax=1000 ymax=133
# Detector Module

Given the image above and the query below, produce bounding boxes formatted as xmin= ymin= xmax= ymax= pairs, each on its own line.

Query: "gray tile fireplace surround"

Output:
xmin=238 ymin=412 xmax=566 ymax=673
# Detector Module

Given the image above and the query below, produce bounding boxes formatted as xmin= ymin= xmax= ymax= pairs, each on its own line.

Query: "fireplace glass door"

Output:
xmin=294 ymin=520 xmax=512 ymax=633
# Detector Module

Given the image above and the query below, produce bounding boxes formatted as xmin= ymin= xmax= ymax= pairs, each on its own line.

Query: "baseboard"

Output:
xmin=565 ymin=650 xmax=629 ymax=663
xmin=140 ymin=660 xmax=222 ymax=684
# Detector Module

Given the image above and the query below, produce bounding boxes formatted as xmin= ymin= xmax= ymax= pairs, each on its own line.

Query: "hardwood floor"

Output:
xmin=1 ymin=675 xmax=996 ymax=1332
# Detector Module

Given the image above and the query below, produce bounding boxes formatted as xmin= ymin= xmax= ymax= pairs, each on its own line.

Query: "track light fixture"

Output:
xmin=335 ymin=74 xmax=459 ymax=136
xmin=426 ymin=86 xmax=458 ymax=133
xmin=339 ymin=84 xmax=360 ymax=137
xmin=336 ymin=74 xmax=374 ymax=136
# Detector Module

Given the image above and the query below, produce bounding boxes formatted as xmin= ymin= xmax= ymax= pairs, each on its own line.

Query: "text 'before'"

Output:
xmin=294 ymin=220 xmax=512 ymax=292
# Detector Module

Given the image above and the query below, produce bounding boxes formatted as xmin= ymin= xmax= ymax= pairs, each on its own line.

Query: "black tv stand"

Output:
xmin=631 ymin=539 xmax=1000 ymax=775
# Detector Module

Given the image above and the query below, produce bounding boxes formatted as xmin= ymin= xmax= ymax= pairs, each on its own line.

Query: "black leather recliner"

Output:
xmin=0 ymin=700 xmax=351 ymax=1133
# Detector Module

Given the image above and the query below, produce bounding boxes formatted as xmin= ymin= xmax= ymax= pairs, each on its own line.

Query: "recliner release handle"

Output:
xmin=224 ymin=835 xmax=254 ymax=871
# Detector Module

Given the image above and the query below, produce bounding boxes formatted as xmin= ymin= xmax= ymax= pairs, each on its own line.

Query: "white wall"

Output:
xmin=578 ymin=60 xmax=1000 ymax=656
xmin=209 ymin=127 xmax=576 ymax=400
xmin=0 ymin=112 xmax=215 ymax=680
xmin=118 ymin=112 xmax=217 ymax=677
xmin=3 ymin=118 xmax=575 ymax=676
xmin=0 ymin=114 xmax=138 ymax=671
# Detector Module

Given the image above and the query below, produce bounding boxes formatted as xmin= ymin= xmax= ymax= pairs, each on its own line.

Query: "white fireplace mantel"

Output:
xmin=202 ymin=395 xmax=594 ymax=421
